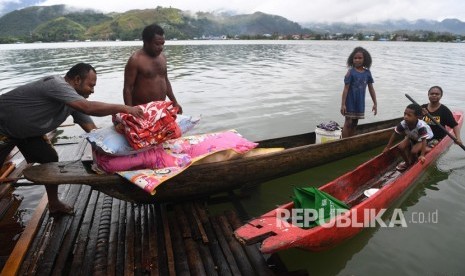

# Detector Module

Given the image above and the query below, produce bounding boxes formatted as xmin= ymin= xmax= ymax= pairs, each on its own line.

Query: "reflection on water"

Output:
xmin=1 ymin=41 xmax=465 ymax=275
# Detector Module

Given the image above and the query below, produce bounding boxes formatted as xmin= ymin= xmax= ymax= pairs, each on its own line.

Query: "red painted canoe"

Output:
xmin=234 ymin=111 xmax=463 ymax=253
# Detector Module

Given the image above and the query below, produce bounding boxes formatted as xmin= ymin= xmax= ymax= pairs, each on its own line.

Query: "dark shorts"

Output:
xmin=0 ymin=135 xmax=58 ymax=165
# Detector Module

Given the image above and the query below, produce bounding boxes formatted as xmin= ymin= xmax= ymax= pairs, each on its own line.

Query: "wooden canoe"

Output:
xmin=23 ymin=117 xmax=401 ymax=203
xmin=234 ymin=111 xmax=463 ymax=253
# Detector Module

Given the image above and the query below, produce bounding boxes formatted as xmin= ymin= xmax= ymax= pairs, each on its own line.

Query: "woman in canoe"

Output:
xmin=383 ymin=104 xmax=433 ymax=171
xmin=421 ymin=86 xmax=462 ymax=148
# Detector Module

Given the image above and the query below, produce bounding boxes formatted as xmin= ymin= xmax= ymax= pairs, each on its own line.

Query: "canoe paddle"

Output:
xmin=405 ymin=93 xmax=465 ymax=151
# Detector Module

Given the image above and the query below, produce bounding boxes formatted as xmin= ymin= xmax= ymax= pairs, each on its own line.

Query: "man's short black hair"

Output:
xmin=66 ymin=63 xmax=96 ymax=80
xmin=142 ymin=24 xmax=164 ymax=43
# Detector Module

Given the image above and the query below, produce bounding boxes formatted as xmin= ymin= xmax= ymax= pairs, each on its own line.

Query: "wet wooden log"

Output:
xmin=217 ymin=215 xmax=256 ymax=275
xmin=106 ymin=197 xmax=121 ymax=276
xmin=182 ymin=204 xmax=217 ymax=275
xmin=210 ymin=216 xmax=241 ymax=275
xmin=116 ymin=200 xmax=128 ymax=275
xmin=174 ymin=205 xmax=207 ymax=276
xmin=51 ymin=185 xmax=93 ymax=274
xmin=160 ymin=204 xmax=176 ymax=276
xmin=140 ymin=204 xmax=151 ymax=273
xmin=26 ymin=218 xmax=55 ymax=275
xmin=225 ymin=210 xmax=273 ymax=276
xmin=124 ymin=202 xmax=135 ymax=275
xmin=168 ymin=215 xmax=190 ymax=274
xmin=184 ymin=202 xmax=209 ymax=243
xmin=194 ymin=202 xmax=232 ymax=276
xmin=147 ymin=204 xmax=159 ymax=275
xmin=33 ymin=185 xmax=77 ymax=275
xmin=92 ymin=195 xmax=114 ymax=274
xmin=69 ymin=190 xmax=100 ymax=274
xmin=134 ymin=204 xmax=143 ymax=274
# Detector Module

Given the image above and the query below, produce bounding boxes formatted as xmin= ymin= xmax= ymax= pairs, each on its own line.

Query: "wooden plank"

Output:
xmin=160 ymin=204 xmax=176 ymax=276
xmin=134 ymin=204 xmax=143 ymax=274
xmin=194 ymin=203 xmax=232 ymax=276
xmin=174 ymin=205 xmax=207 ymax=276
xmin=147 ymin=204 xmax=159 ymax=276
xmin=217 ymin=215 xmax=255 ymax=275
xmin=183 ymin=202 xmax=208 ymax=243
xmin=141 ymin=204 xmax=151 ymax=273
xmin=106 ymin=198 xmax=121 ymax=276
xmin=0 ymin=162 xmax=31 ymax=198
xmin=51 ymin=185 xmax=93 ymax=275
xmin=0 ymin=196 xmax=14 ymax=221
xmin=92 ymin=195 xmax=114 ymax=275
xmin=0 ymin=162 xmax=15 ymax=180
xmin=79 ymin=191 xmax=104 ymax=275
xmin=174 ymin=205 xmax=192 ymax=239
xmin=34 ymin=185 xmax=77 ymax=275
xmin=182 ymin=204 xmax=216 ymax=276
xmin=26 ymin=217 xmax=55 ymax=275
xmin=116 ymin=201 xmax=128 ymax=275
xmin=124 ymin=203 xmax=135 ymax=276
xmin=210 ymin=216 xmax=241 ymax=275
xmin=168 ymin=215 xmax=190 ymax=275
xmin=0 ymin=193 xmax=48 ymax=276
xmin=225 ymin=210 xmax=273 ymax=276
xmin=69 ymin=190 xmax=99 ymax=274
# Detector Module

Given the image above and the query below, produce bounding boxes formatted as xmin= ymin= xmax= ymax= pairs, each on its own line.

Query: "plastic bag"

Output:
xmin=292 ymin=187 xmax=349 ymax=228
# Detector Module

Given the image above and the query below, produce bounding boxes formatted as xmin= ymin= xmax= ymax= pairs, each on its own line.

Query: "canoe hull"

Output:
xmin=235 ymin=112 xmax=462 ymax=253
xmin=24 ymin=118 xmax=400 ymax=203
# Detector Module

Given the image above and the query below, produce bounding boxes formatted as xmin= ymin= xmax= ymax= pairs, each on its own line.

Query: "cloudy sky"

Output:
xmin=1 ymin=0 xmax=465 ymax=23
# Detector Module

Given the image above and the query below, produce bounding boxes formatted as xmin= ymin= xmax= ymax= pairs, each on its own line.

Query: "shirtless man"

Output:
xmin=123 ymin=24 xmax=183 ymax=113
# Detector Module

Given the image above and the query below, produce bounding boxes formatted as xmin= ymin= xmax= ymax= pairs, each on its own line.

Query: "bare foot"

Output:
xmin=49 ymin=202 xmax=74 ymax=216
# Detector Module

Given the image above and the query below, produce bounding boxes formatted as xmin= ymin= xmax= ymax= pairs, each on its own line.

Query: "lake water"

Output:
xmin=1 ymin=40 xmax=465 ymax=275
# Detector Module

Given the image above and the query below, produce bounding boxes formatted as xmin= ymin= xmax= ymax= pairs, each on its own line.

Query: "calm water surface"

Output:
xmin=1 ymin=40 xmax=464 ymax=275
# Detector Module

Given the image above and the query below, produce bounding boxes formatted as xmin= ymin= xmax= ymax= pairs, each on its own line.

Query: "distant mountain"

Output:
xmin=1 ymin=5 xmax=464 ymax=43
xmin=0 ymin=5 xmax=305 ymax=42
xmin=302 ymin=18 xmax=465 ymax=35
xmin=0 ymin=4 xmax=110 ymax=38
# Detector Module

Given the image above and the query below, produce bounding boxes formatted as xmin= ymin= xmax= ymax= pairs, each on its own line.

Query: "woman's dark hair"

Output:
xmin=407 ymin=103 xmax=423 ymax=117
xmin=428 ymin=85 xmax=443 ymax=96
xmin=347 ymin=47 xmax=372 ymax=69
xmin=142 ymin=24 xmax=164 ymax=43
xmin=65 ymin=63 xmax=96 ymax=80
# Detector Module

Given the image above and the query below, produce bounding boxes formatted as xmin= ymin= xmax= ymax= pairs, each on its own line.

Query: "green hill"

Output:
xmin=33 ymin=17 xmax=87 ymax=42
xmin=0 ymin=5 xmax=307 ymax=43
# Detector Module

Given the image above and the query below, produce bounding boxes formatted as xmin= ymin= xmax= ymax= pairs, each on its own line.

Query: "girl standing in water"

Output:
xmin=340 ymin=47 xmax=378 ymax=138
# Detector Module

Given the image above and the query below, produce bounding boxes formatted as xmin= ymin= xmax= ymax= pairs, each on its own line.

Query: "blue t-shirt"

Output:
xmin=0 ymin=75 xmax=94 ymax=138
xmin=343 ymin=68 xmax=374 ymax=118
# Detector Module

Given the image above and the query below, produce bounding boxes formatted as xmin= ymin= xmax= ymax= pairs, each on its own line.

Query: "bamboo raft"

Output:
xmin=0 ymin=133 xmax=306 ymax=275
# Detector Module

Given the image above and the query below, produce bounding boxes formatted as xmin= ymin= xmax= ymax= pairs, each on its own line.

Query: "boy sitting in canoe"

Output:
xmin=383 ymin=103 xmax=433 ymax=171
